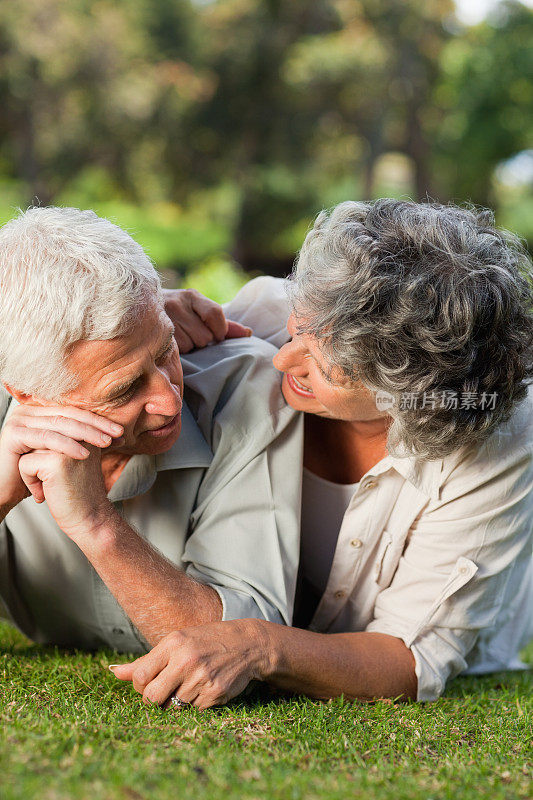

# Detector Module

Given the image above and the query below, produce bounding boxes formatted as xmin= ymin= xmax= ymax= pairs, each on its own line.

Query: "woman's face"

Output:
xmin=272 ymin=314 xmax=389 ymax=424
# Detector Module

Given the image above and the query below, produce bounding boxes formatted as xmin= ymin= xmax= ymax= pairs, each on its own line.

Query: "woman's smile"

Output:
xmin=286 ymin=373 xmax=316 ymax=398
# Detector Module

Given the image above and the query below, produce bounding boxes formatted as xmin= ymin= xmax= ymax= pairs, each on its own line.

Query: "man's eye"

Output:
xmin=115 ymin=384 xmax=137 ymax=404
xmin=157 ymin=343 xmax=174 ymax=364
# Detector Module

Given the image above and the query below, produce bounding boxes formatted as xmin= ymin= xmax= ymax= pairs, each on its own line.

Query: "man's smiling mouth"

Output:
xmin=145 ymin=410 xmax=182 ymax=436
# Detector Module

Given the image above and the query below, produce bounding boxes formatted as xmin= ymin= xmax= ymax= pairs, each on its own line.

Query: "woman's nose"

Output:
xmin=273 ymin=338 xmax=304 ymax=372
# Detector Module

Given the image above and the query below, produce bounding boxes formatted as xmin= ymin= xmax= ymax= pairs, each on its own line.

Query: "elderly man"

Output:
xmin=0 ymin=207 xmax=302 ymax=686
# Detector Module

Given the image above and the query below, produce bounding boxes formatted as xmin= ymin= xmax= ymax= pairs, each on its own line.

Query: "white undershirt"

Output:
xmin=300 ymin=467 xmax=360 ymax=597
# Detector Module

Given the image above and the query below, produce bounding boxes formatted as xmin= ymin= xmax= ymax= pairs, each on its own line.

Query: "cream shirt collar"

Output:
xmin=385 ymin=452 xmax=444 ymax=501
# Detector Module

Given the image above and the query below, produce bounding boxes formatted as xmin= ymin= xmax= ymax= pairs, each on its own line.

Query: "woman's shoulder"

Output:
xmin=223 ymin=276 xmax=290 ymax=349
xmin=437 ymin=384 xmax=533 ymax=506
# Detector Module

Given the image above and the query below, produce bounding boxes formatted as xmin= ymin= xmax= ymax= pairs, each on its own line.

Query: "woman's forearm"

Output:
xmin=259 ymin=622 xmax=418 ymax=701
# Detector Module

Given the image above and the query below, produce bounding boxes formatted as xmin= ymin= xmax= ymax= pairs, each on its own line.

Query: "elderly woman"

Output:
xmin=112 ymin=200 xmax=533 ymax=706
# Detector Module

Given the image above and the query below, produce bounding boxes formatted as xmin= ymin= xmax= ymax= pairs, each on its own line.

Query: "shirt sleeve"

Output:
xmin=223 ymin=275 xmax=290 ymax=349
xmin=180 ymin=339 xmax=304 ymax=625
xmin=183 ymin=430 xmax=303 ymax=625
xmin=366 ymin=440 xmax=533 ymax=702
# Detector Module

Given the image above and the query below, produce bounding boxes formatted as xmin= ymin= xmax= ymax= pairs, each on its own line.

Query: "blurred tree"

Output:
xmin=0 ymin=0 xmax=531 ymax=274
xmin=285 ymin=0 xmax=454 ymax=200
xmin=189 ymin=0 xmax=341 ymax=274
xmin=433 ymin=0 xmax=533 ymax=206
xmin=0 ymin=0 xmax=204 ymax=204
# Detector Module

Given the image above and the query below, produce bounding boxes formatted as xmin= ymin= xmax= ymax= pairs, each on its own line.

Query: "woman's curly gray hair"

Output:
xmin=289 ymin=199 xmax=533 ymax=460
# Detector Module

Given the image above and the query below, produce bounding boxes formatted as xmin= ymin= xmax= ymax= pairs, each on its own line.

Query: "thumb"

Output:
xmin=225 ymin=320 xmax=253 ymax=340
xmin=108 ymin=663 xmax=136 ymax=681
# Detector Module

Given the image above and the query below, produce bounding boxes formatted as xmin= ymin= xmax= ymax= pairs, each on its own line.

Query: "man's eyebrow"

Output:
xmin=154 ymin=329 xmax=174 ymax=360
xmin=100 ymin=330 xmax=175 ymax=402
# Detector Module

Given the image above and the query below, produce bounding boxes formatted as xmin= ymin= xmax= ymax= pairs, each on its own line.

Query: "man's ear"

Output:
xmin=2 ymin=383 xmax=35 ymax=405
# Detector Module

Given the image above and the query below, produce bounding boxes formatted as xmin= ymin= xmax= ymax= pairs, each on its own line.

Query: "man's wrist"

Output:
xmin=66 ymin=502 xmax=122 ymax=554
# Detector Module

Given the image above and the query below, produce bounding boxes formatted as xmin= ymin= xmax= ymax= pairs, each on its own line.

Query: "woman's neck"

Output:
xmin=304 ymin=414 xmax=389 ymax=484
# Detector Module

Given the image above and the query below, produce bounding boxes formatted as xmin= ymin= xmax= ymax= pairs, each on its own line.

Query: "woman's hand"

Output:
xmin=109 ymin=618 xmax=270 ymax=710
xmin=163 ymin=288 xmax=252 ymax=353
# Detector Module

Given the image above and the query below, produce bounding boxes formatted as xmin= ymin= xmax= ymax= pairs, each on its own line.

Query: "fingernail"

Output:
xmin=108 ymin=664 xmax=120 ymax=671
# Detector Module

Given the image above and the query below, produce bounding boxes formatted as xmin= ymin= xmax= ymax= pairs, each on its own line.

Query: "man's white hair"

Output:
xmin=0 ymin=206 xmax=162 ymax=400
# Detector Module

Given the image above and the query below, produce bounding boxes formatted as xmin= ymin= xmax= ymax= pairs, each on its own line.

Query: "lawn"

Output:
xmin=1 ymin=621 xmax=531 ymax=800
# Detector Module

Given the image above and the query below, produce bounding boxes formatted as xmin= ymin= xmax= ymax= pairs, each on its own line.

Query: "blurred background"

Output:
xmin=1 ymin=0 xmax=532 ymax=301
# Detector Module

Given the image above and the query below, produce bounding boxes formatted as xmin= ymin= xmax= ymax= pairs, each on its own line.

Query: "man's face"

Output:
xmin=64 ymin=302 xmax=183 ymax=456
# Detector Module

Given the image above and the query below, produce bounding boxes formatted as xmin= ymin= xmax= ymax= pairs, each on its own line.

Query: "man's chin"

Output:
xmin=129 ymin=416 xmax=182 ymax=455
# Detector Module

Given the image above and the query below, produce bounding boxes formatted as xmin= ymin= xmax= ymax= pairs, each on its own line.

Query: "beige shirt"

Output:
xmin=0 ymin=336 xmax=303 ymax=653
xmin=224 ymin=276 xmax=533 ymax=702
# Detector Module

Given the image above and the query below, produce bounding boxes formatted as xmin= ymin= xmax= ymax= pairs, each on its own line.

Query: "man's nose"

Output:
xmin=144 ymin=370 xmax=182 ymax=416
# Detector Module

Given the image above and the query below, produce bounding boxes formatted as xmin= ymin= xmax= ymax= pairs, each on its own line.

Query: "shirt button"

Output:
xmin=364 ymin=480 xmax=377 ymax=490
xmin=112 ymin=627 xmax=125 ymax=635
xmin=350 ymin=538 xmax=363 ymax=549
xmin=459 ymin=567 xmax=469 ymax=575
xmin=334 ymin=590 xmax=346 ymax=599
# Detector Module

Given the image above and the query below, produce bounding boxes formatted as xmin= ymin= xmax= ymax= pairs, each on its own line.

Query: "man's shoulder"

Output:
xmin=180 ymin=335 xmax=295 ymax=447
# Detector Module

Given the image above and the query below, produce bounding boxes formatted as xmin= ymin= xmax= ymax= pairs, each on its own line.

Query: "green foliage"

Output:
xmin=182 ymin=257 xmax=251 ymax=304
xmin=434 ymin=0 xmax=533 ymax=204
xmin=0 ymin=0 xmax=532 ymax=270
xmin=1 ymin=621 xmax=531 ymax=800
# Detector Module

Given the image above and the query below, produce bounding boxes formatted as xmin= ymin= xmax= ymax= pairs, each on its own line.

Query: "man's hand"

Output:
xmin=0 ymin=404 xmax=123 ymax=518
xmin=163 ymin=288 xmax=252 ymax=353
xmin=110 ymin=618 xmax=268 ymax=710
xmin=17 ymin=442 xmax=118 ymax=541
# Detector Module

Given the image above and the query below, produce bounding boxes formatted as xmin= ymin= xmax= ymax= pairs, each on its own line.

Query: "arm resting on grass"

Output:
xmin=75 ymin=508 xmax=222 ymax=646
xmin=110 ymin=617 xmax=417 ymax=708
xmin=258 ymin=621 xmax=417 ymax=701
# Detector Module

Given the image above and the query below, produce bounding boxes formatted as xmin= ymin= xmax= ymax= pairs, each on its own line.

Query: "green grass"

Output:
xmin=1 ymin=621 xmax=531 ymax=800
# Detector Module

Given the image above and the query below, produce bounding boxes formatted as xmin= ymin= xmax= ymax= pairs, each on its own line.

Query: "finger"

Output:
xmin=108 ymin=663 xmax=136 ymax=681
xmin=190 ymin=294 xmax=228 ymax=341
xmin=225 ymin=320 xmax=253 ymax=340
xmin=15 ymin=406 xmax=123 ymax=437
xmin=22 ymin=472 xmax=45 ymax=503
xmin=9 ymin=427 xmax=91 ymax=459
xmin=122 ymin=648 xmax=171 ymax=694
xmin=13 ymin=416 xmax=116 ymax=449
xmin=172 ymin=310 xmax=214 ymax=349
xmin=18 ymin=453 xmax=50 ymax=500
xmin=142 ymin=666 xmax=194 ymax=707
xmin=173 ymin=329 xmax=195 ymax=354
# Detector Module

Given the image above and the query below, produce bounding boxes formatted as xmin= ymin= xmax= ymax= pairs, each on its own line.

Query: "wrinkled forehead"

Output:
xmin=65 ymin=301 xmax=172 ymax=388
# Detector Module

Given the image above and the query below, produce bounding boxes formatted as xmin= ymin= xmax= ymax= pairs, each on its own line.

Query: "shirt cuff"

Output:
xmin=366 ymin=619 xmax=473 ymax=702
xmin=213 ymin=584 xmax=284 ymax=625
